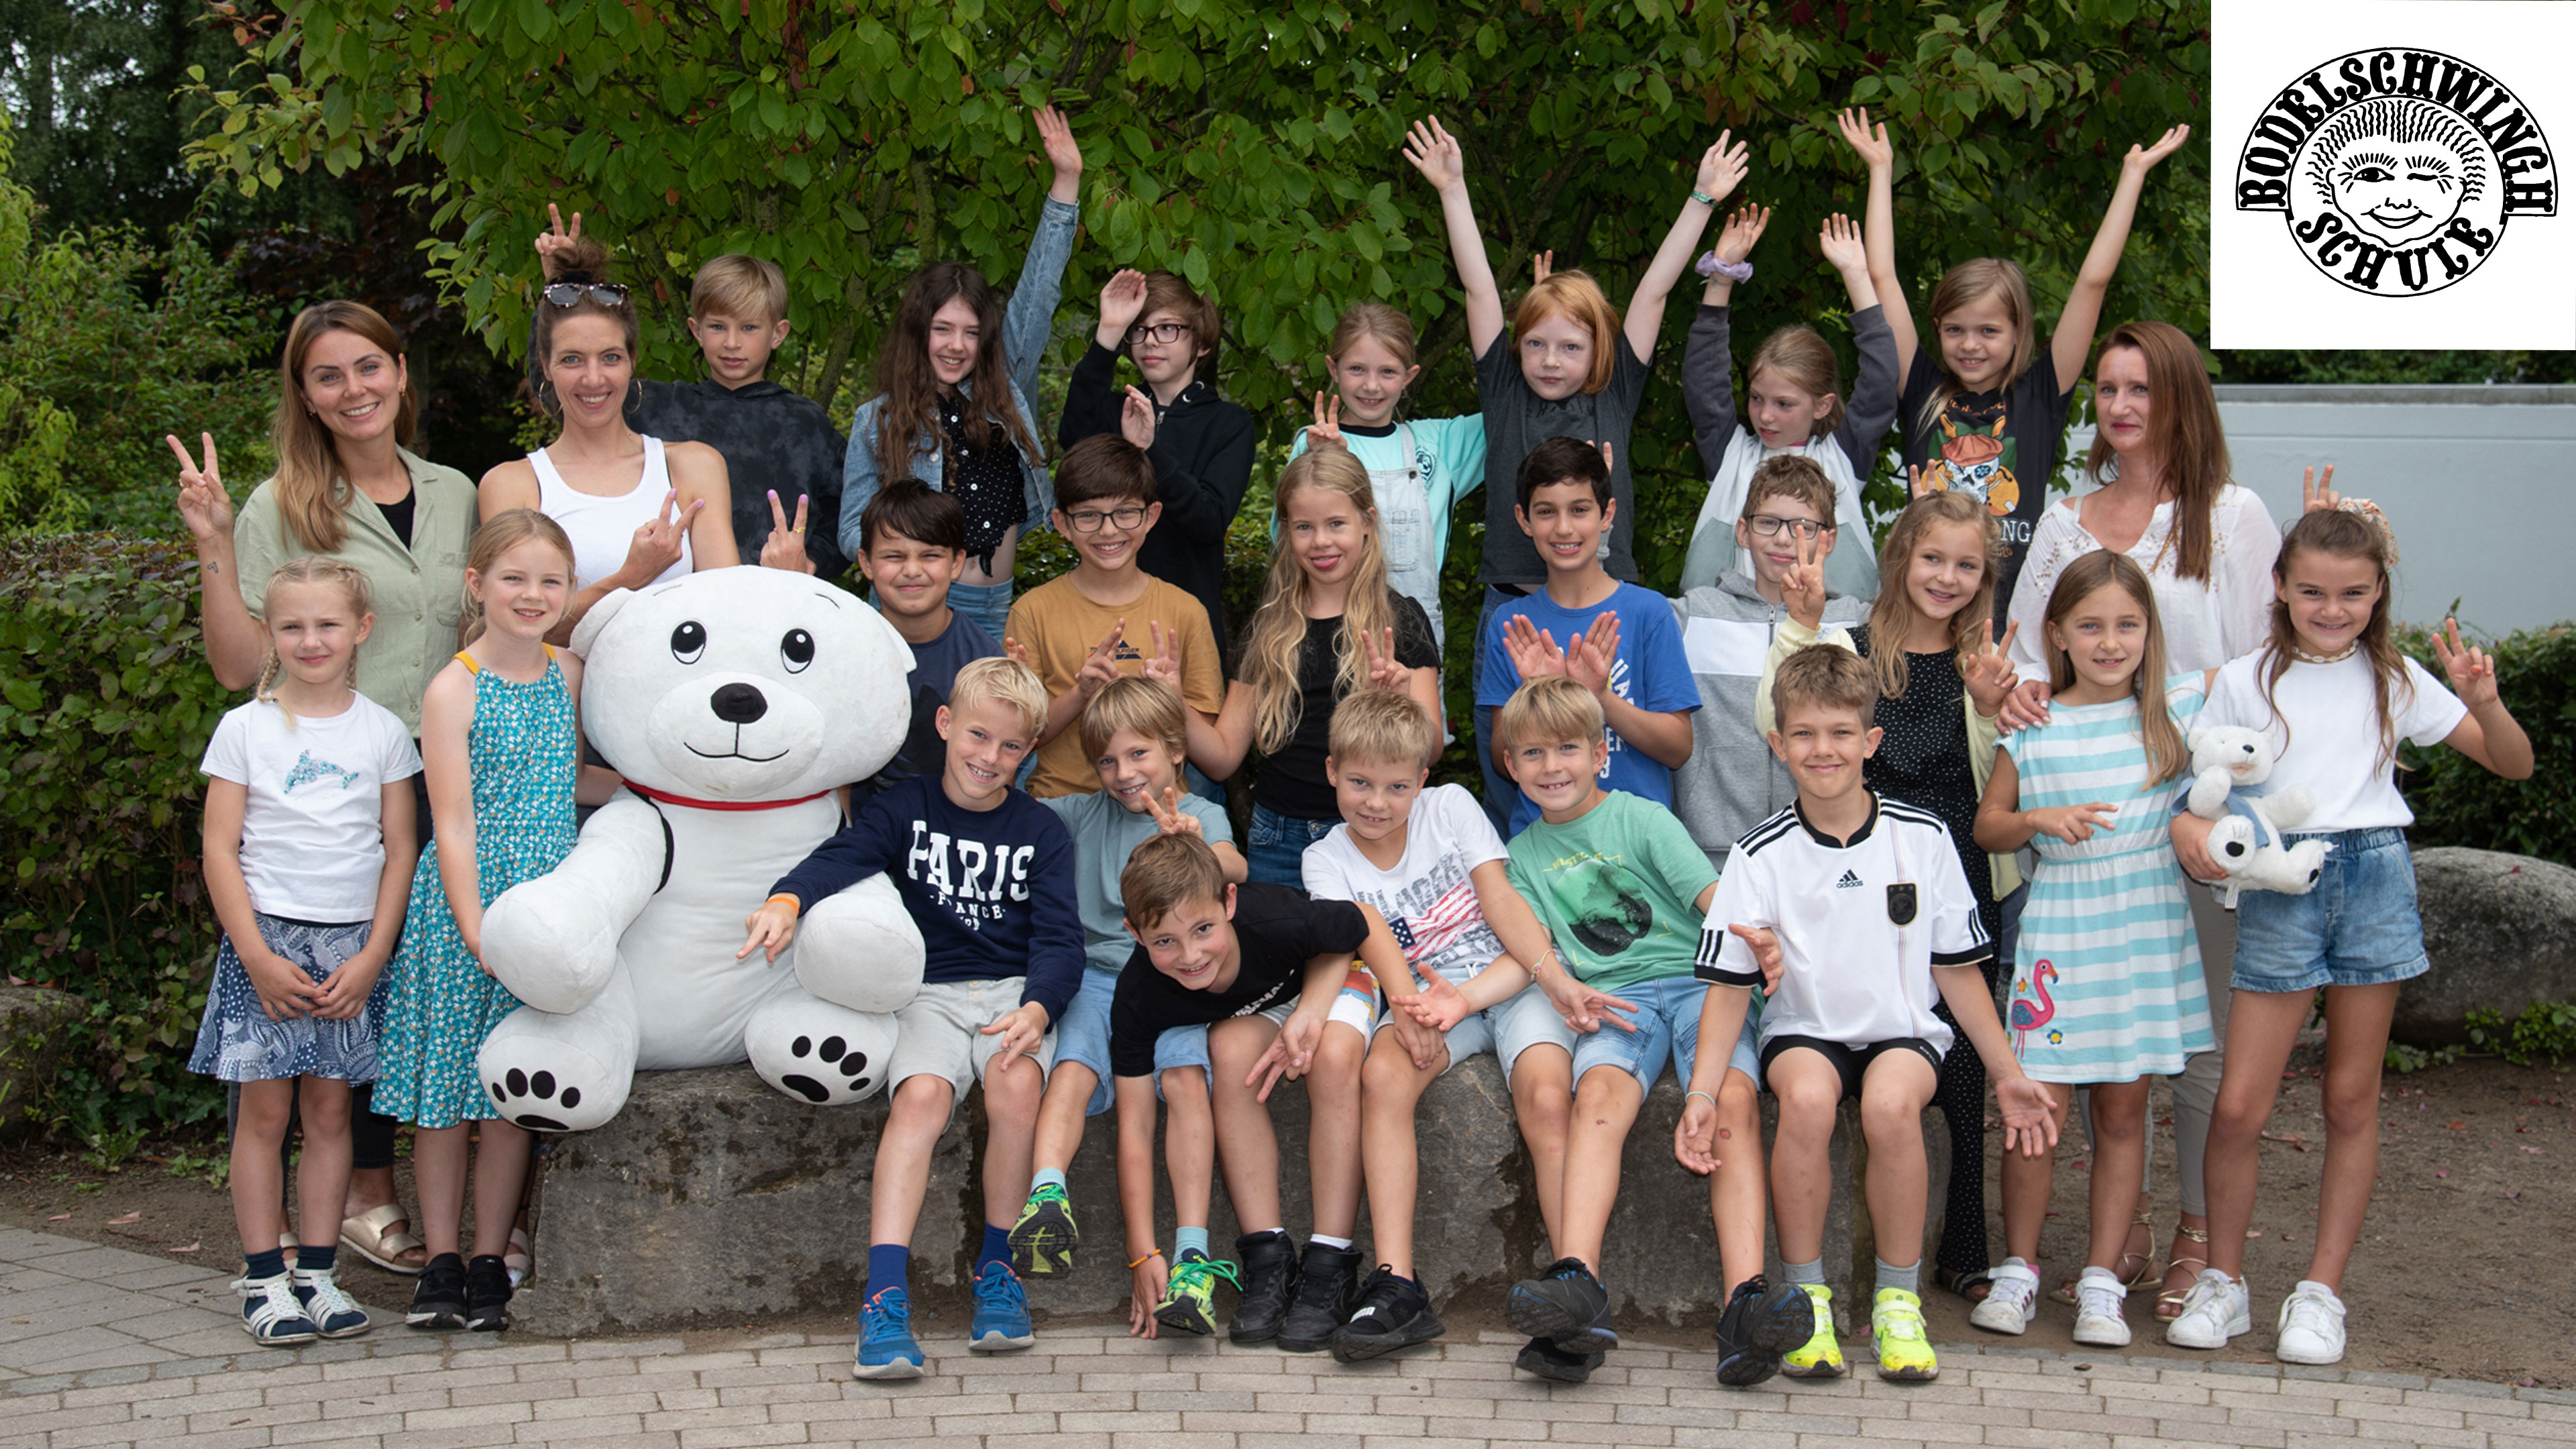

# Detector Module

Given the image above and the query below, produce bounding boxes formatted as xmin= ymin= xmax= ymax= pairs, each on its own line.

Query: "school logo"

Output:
xmin=2235 ymin=47 xmax=2557 ymax=297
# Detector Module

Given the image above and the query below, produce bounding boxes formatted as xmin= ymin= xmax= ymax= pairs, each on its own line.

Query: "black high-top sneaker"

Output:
xmin=1276 ymin=1241 xmax=1363 ymax=1352
xmin=1227 ymin=1231 xmax=1299 ymax=1344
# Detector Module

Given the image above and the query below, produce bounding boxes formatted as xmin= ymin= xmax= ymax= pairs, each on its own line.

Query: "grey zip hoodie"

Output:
xmin=1669 ymin=572 xmax=1870 ymax=871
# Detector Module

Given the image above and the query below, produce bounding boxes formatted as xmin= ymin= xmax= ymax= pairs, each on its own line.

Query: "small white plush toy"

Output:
xmin=472 ymin=567 xmax=926 ymax=1131
xmin=2182 ymin=724 xmax=2330 ymax=910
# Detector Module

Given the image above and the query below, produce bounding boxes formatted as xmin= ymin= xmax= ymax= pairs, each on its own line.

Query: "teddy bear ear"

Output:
xmin=572 ymin=587 xmax=637 ymax=656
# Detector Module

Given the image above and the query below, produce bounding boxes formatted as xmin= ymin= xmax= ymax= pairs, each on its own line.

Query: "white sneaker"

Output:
xmin=1968 ymin=1259 xmax=2040 ymax=1335
xmin=2274 ymin=1280 xmax=2347 ymax=1364
xmin=2072 ymin=1267 xmax=2132 ymax=1347
xmin=2164 ymin=1269 xmax=2251 ymax=1349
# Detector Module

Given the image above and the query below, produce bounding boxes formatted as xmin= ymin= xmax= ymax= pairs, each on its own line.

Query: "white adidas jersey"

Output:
xmin=1699 ymin=794 xmax=1991 ymax=1055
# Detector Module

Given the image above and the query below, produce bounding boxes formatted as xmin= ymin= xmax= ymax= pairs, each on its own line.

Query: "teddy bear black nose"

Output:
xmin=710 ymin=682 xmax=768 ymax=724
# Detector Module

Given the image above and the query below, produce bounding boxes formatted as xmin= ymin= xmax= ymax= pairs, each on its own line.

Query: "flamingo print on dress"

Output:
xmin=2010 ymin=959 xmax=2060 ymax=1057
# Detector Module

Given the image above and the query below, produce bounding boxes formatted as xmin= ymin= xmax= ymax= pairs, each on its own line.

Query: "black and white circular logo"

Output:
xmin=2235 ymin=48 xmax=2557 ymax=296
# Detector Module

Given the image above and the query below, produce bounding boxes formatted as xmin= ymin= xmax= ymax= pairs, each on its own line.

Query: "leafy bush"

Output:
xmin=2465 ymin=1002 xmax=2576 ymax=1068
xmin=2397 ymin=623 xmax=2574 ymax=869
xmin=0 ymin=533 xmax=231 ymax=1134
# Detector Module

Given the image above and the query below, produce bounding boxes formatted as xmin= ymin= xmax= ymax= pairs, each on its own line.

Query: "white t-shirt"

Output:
xmin=2008 ymin=485 xmax=2280 ymax=678
xmin=201 ymin=695 xmax=422 ymax=922
xmin=1700 ymin=796 xmax=1992 ymax=1054
xmin=2201 ymin=651 xmax=2466 ymax=832
xmin=1301 ymin=784 xmax=1511 ymax=988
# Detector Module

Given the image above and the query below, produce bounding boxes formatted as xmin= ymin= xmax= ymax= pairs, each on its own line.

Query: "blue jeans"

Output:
xmin=1470 ymin=585 xmax=1520 ymax=835
xmin=2233 ymin=828 xmax=2429 ymax=992
xmin=945 ymin=579 xmax=1014 ymax=650
xmin=1245 ymin=802 xmax=1338 ymax=888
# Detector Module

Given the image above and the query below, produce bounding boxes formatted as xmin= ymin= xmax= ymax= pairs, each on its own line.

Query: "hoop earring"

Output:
xmin=627 ymin=378 xmax=643 ymax=413
xmin=537 ymin=379 xmax=559 ymax=415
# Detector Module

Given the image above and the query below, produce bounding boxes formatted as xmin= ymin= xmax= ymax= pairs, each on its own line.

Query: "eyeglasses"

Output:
xmin=543 ymin=282 xmax=631 ymax=309
xmin=1064 ymin=505 xmax=1148 ymax=533
xmin=1746 ymin=515 xmax=1828 ymax=539
xmin=1124 ymin=322 xmax=1191 ymax=345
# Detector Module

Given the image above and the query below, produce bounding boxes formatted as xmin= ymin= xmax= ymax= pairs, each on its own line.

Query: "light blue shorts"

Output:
xmin=1051 ymin=968 xmax=1122 ymax=1116
xmin=1137 ymin=975 xmax=1377 ymax=1102
xmin=1369 ymin=959 xmax=1516 ymax=1077
xmin=2233 ymin=828 xmax=2431 ymax=994
xmin=1487 ymin=975 xmax=1760 ymax=1092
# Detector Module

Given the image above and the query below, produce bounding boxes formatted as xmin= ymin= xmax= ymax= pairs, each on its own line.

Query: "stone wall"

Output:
xmin=2397 ymin=848 xmax=2576 ymax=1049
xmin=513 ymin=1059 xmax=1946 ymax=1340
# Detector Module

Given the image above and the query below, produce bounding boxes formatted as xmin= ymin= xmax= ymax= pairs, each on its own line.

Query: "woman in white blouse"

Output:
xmin=2000 ymin=319 xmax=2279 ymax=1323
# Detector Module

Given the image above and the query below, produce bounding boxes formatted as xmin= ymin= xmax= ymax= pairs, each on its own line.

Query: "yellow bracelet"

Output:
xmin=765 ymin=893 xmax=800 ymax=910
xmin=1128 ymin=1248 xmax=1163 ymax=1269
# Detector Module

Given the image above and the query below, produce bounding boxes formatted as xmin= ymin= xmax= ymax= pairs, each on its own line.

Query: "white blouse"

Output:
xmin=2006 ymin=483 xmax=2281 ymax=678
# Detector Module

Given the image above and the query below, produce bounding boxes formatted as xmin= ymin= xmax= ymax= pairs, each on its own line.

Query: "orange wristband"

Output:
xmin=765 ymin=893 xmax=800 ymax=910
xmin=1128 ymin=1248 xmax=1163 ymax=1269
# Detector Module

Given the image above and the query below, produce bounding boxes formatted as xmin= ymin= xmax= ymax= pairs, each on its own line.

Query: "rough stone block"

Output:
xmin=0 ymin=987 xmax=84 ymax=1139
xmin=2398 ymin=848 xmax=2576 ymax=1048
xmin=519 ymin=1057 xmax=1953 ymax=1337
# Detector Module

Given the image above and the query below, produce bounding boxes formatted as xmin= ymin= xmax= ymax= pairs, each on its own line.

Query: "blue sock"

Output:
xmin=866 ymin=1244 xmax=910 ymax=1301
xmin=977 ymin=1224 xmax=1012 ymax=1274
xmin=244 ymin=1247 xmax=287 ymax=1281
xmin=1030 ymin=1167 xmax=1067 ymax=1194
xmin=296 ymin=1244 xmax=336 ymax=1274
xmin=1174 ymin=1226 xmax=1210 ymax=1263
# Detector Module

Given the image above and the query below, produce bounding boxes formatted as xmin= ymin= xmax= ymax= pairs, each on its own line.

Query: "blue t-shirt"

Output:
xmin=1476 ymin=580 xmax=1701 ymax=835
xmin=861 ymin=608 xmax=1002 ymax=800
xmin=770 ymin=775 xmax=1084 ymax=1026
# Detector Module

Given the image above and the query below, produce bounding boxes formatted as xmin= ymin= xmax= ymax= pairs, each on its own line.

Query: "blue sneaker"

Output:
xmin=969 ymin=1258 xmax=1036 ymax=1352
xmin=853 ymin=1287 xmax=925 ymax=1379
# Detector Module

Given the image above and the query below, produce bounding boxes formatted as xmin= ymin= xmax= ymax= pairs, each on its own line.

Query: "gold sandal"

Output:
xmin=2155 ymin=1224 xmax=2212 ymax=1321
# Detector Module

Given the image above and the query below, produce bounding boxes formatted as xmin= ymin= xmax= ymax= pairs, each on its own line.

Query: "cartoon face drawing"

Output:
xmin=1554 ymin=857 xmax=1656 ymax=957
xmin=2308 ymin=98 xmax=2491 ymax=248
xmin=1927 ymin=416 xmax=2020 ymax=517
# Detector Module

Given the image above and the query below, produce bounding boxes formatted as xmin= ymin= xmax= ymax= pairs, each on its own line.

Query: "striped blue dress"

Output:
xmin=1998 ymin=676 xmax=2214 ymax=1084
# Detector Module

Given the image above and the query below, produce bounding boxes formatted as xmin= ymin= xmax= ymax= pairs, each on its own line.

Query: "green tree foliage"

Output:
xmin=189 ymin=0 xmax=2211 ymax=587
xmin=0 ymin=112 xmax=276 ymax=535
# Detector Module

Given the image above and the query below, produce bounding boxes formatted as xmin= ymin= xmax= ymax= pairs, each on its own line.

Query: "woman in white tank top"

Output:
xmin=477 ymin=237 xmax=741 ymax=642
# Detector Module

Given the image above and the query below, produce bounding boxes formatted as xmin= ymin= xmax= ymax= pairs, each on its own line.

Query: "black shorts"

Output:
xmin=1759 ymin=1035 xmax=1944 ymax=1102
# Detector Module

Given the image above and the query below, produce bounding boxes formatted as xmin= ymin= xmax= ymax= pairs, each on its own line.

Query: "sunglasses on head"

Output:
xmin=543 ymin=282 xmax=631 ymax=309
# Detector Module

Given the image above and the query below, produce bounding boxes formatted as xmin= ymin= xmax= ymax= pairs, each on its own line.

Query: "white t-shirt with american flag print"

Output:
xmin=1301 ymin=784 xmax=1511 ymax=989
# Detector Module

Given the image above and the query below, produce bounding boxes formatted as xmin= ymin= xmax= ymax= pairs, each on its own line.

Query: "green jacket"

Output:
xmin=231 ymin=448 xmax=478 ymax=735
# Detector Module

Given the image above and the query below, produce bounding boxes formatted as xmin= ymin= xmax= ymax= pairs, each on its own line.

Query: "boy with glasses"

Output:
xmin=1059 ymin=270 xmax=1257 ymax=653
xmin=1005 ymin=435 xmax=1226 ymax=800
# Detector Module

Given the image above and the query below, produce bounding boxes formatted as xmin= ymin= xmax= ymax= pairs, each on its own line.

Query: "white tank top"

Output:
xmin=530 ymin=435 xmax=692 ymax=593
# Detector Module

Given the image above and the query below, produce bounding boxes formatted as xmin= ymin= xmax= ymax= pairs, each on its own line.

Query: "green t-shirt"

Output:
xmin=1505 ymin=790 xmax=1721 ymax=991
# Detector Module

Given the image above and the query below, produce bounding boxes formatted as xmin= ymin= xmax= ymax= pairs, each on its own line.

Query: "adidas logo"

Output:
xmin=1834 ymin=869 xmax=1864 ymax=890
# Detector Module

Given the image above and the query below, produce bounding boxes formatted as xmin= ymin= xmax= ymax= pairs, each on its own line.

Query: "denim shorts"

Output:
xmin=1246 ymin=802 xmax=1338 ymax=888
xmin=1371 ymin=958 xmax=1527 ymax=1077
xmin=1051 ymin=968 xmax=1122 ymax=1116
xmin=1148 ymin=970 xmax=1377 ymax=1099
xmin=1496 ymin=974 xmax=1760 ymax=1095
xmin=2232 ymin=828 xmax=2430 ymax=994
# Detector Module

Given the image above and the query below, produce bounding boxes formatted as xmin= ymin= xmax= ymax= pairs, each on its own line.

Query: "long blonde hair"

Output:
xmin=1865 ymin=492 xmax=2000 ymax=700
xmin=2042 ymin=551 xmax=2188 ymax=785
xmin=1237 ymin=449 xmax=1400 ymax=755
xmin=458 ymin=509 xmax=577 ymax=645
xmin=1910 ymin=258 xmax=2037 ymax=436
xmin=269 ymin=302 xmax=420 ymax=555
xmin=253 ymin=557 xmax=373 ymax=729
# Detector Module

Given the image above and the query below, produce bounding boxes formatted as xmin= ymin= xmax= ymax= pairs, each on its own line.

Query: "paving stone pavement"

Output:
xmin=4 ymin=1226 xmax=2573 ymax=1449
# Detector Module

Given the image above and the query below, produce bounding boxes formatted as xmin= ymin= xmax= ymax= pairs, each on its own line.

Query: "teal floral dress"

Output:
xmin=374 ymin=649 xmax=579 ymax=1129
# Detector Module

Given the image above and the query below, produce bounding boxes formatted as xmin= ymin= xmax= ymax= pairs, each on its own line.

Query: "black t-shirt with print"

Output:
xmin=1248 ymin=594 xmax=1440 ymax=822
xmin=1107 ymin=883 xmax=1369 ymax=1078
xmin=1894 ymin=349 xmax=2071 ymax=623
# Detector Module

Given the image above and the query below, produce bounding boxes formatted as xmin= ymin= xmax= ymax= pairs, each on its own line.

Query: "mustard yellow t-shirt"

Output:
xmin=1007 ymin=572 xmax=1222 ymax=798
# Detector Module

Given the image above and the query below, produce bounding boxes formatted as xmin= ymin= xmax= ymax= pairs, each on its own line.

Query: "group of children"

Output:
xmin=184 ymin=102 xmax=2534 ymax=1392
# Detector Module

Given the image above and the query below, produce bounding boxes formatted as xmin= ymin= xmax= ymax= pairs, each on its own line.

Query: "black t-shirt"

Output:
xmin=1247 ymin=594 xmax=1440 ymax=821
xmin=1107 ymin=882 xmax=1369 ymax=1077
xmin=1894 ymin=350 xmax=2071 ymax=624
xmin=1849 ymin=625 xmax=1997 ymax=943
xmin=1473 ymin=333 xmax=1650 ymax=588
xmin=375 ymin=488 xmax=415 ymax=549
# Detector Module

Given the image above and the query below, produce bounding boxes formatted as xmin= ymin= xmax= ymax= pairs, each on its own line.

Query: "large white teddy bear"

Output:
xmin=472 ymin=567 xmax=927 ymax=1131
xmin=2183 ymin=724 xmax=2331 ymax=911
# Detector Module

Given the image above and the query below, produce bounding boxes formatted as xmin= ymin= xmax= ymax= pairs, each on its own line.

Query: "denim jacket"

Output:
xmin=839 ymin=195 xmax=1078 ymax=562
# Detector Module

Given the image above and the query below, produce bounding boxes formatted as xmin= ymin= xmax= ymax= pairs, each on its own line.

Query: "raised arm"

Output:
xmin=1623 ymin=132 xmax=1748 ymax=364
xmin=1003 ymin=106 xmax=1085 ymax=398
xmin=169 ymin=433 xmax=266 ymax=691
xmin=1681 ymin=205 xmax=1770 ymax=475
xmin=2050 ymin=125 xmax=2190 ymax=394
xmin=1403 ymin=117 xmax=1505 ymax=358
xmin=1837 ymin=108 xmax=1912 ymax=378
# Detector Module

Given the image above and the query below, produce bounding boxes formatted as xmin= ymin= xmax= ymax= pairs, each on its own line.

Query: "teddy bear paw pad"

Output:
xmin=489 ymin=1067 xmax=581 ymax=1131
xmin=777 ymin=1034 xmax=874 ymax=1104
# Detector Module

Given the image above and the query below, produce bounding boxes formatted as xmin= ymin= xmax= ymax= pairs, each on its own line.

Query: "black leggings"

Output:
xmin=1929 ymin=952 xmax=2003 ymax=1277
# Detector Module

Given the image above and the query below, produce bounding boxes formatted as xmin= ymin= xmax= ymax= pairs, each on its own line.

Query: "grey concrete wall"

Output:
xmin=512 ymin=1061 xmax=1945 ymax=1340
xmin=2058 ymin=385 xmax=2576 ymax=634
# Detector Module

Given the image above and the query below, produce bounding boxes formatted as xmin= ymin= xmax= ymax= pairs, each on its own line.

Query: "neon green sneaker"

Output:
xmin=1871 ymin=1287 xmax=1939 ymax=1381
xmin=1780 ymin=1283 xmax=1845 ymax=1378
xmin=1008 ymin=1183 xmax=1078 ymax=1275
xmin=1152 ymin=1251 xmax=1240 ymax=1337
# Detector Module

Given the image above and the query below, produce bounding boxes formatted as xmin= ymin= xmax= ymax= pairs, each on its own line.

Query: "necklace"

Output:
xmin=2288 ymin=642 xmax=2358 ymax=665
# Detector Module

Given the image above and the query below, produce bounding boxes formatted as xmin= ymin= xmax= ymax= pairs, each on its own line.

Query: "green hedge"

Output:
xmin=2398 ymin=622 xmax=2574 ymax=869
xmin=0 ymin=534 xmax=231 ymax=1134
